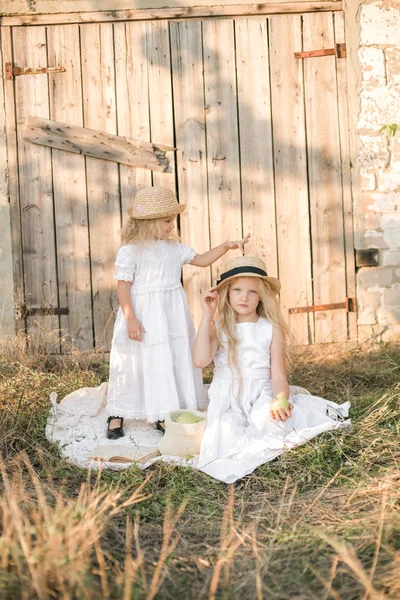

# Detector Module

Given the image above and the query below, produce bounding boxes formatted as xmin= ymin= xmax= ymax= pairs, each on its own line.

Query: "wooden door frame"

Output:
xmin=0 ymin=0 xmax=361 ymax=345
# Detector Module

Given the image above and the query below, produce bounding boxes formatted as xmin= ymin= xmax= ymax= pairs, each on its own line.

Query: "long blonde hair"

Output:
xmin=121 ymin=216 xmax=177 ymax=244
xmin=216 ymin=277 xmax=291 ymax=378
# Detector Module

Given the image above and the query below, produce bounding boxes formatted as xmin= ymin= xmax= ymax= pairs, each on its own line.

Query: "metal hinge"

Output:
xmin=5 ymin=63 xmax=66 ymax=80
xmin=16 ymin=305 xmax=69 ymax=319
xmin=289 ymin=297 xmax=356 ymax=315
xmin=295 ymin=44 xmax=346 ymax=60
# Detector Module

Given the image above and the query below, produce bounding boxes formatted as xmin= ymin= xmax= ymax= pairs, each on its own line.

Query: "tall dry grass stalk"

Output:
xmin=0 ymin=454 xmax=151 ymax=598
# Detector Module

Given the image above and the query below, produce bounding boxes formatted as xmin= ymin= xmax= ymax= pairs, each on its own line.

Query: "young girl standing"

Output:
xmin=192 ymin=256 xmax=350 ymax=483
xmin=106 ymin=187 xmax=250 ymax=439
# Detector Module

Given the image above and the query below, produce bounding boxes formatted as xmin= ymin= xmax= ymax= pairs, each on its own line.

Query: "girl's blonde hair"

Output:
xmin=216 ymin=277 xmax=292 ymax=379
xmin=121 ymin=216 xmax=177 ymax=244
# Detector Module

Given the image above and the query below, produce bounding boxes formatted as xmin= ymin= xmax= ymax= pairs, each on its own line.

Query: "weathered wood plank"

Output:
xmin=114 ymin=21 xmax=152 ymax=220
xmin=334 ymin=10 xmax=357 ymax=341
xmin=1 ymin=27 xmax=22 ymax=333
xmin=269 ymin=14 xmax=313 ymax=345
xmin=1 ymin=3 xmax=343 ymax=26
xmin=235 ymin=17 xmax=278 ymax=277
xmin=80 ymin=23 xmax=120 ymax=350
xmin=23 ymin=115 xmax=173 ymax=171
xmin=170 ymin=20 xmax=211 ymax=328
xmin=203 ymin=18 xmax=242 ymax=285
xmin=13 ymin=26 xmax=60 ymax=349
xmin=146 ymin=20 xmax=176 ymax=190
xmin=47 ymin=24 xmax=93 ymax=351
xmin=303 ymin=11 xmax=347 ymax=343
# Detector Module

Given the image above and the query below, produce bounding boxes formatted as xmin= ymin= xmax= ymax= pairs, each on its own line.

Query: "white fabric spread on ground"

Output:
xmin=46 ymin=318 xmax=351 ymax=482
xmin=46 ymin=383 xmax=198 ymax=471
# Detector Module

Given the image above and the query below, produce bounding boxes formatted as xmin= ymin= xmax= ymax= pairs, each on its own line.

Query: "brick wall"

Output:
xmin=356 ymin=1 xmax=400 ymax=342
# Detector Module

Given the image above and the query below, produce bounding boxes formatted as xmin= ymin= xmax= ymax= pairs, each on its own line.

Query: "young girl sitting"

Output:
xmin=192 ymin=256 xmax=350 ymax=483
xmin=106 ymin=187 xmax=250 ymax=439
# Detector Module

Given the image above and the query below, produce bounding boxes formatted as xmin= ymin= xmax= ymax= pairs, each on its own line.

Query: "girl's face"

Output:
xmin=228 ymin=277 xmax=260 ymax=322
xmin=156 ymin=217 xmax=175 ymax=240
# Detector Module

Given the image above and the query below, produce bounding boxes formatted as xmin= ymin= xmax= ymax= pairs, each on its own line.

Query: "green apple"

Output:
xmin=175 ymin=412 xmax=204 ymax=424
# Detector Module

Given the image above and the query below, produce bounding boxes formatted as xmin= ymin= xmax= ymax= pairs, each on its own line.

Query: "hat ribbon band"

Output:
xmin=217 ymin=265 xmax=268 ymax=285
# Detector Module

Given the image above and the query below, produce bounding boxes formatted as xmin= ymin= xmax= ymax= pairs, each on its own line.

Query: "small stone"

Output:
xmin=363 ymin=232 xmax=389 ymax=249
xmin=358 ymin=47 xmax=386 ymax=89
xmin=360 ymin=4 xmax=400 ymax=46
xmin=383 ymin=284 xmax=400 ymax=306
xmin=382 ymin=324 xmax=400 ymax=342
xmin=357 ymin=267 xmax=393 ymax=288
xmin=385 ymin=47 xmax=400 ymax=87
xmin=360 ymin=171 xmax=376 ymax=191
xmin=377 ymin=306 xmax=400 ymax=325
xmin=357 ymin=306 xmax=377 ymax=326
xmin=382 ymin=250 xmax=400 ymax=266
xmin=357 ymin=324 xmax=385 ymax=343
xmin=370 ymin=192 xmax=396 ymax=212
xmin=378 ymin=172 xmax=400 ymax=193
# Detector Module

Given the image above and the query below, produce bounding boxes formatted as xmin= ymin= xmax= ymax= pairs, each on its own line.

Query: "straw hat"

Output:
xmin=158 ymin=410 xmax=207 ymax=457
xmin=128 ymin=187 xmax=186 ymax=220
xmin=216 ymin=256 xmax=281 ymax=295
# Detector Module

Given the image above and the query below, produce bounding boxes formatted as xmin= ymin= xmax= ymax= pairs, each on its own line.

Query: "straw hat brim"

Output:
xmin=131 ymin=203 xmax=186 ymax=220
xmin=216 ymin=272 xmax=281 ymax=295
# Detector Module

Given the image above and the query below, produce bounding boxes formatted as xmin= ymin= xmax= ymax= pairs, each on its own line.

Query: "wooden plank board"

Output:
xmin=0 ymin=28 xmax=16 ymax=335
xmin=269 ymin=14 xmax=313 ymax=345
xmin=235 ymin=17 xmax=278 ymax=276
xmin=146 ymin=20 xmax=176 ymax=190
xmin=202 ymin=18 xmax=242 ymax=285
xmin=1 ymin=3 xmax=343 ymax=26
xmin=114 ymin=21 xmax=152 ymax=221
xmin=334 ymin=10 xmax=357 ymax=341
xmin=302 ymin=11 xmax=347 ymax=343
xmin=47 ymin=24 xmax=93 ymax=351
xmin=23 ymin=115 xmax=173 ymax=171
xmin=1 ymin=27 xmax=23 ymax=333
xmin=80 ymin=23 xmax=120 ymax=350
xmin=12 ymin=26 xmax=60 ymax=349
xmin=170 ymin=20 xmax=211 ymax=328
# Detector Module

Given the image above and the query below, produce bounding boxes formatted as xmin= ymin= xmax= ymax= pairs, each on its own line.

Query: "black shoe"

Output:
xmin=155 ymin=420 xmax=165 ymax=435
xmin=107 ymin=416 xmax=124 ymax=440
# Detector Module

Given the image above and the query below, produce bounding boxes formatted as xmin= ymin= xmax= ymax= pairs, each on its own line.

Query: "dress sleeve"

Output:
xmin=114 ymin=244 xmax=136 ymax=282
xmin=179 ymin=242 xmax=197 ymax=265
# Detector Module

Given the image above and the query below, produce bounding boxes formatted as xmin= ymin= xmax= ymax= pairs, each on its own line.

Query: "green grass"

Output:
xmin=0 ymin=338 xmax=399 ymax=599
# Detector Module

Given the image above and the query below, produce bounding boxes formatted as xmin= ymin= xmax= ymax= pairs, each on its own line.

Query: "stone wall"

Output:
xmin=356 ymin=1 xmax=400 ymax=342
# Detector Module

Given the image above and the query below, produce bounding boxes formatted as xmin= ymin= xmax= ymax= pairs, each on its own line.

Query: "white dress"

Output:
xmin=198 ymin=318 xmax=350 ymax=483
xmin=106 ymin=240 xmax=205 ymax=422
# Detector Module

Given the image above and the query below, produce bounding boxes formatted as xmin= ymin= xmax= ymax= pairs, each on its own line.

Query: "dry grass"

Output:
xmin=0 ymin=333 xmax=400 ymax=598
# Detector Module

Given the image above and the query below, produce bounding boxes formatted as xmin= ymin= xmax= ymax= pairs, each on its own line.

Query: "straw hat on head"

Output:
xmin=158 ymin=410 xmax=206 ymax=457
xmin=216 ymin=256 xmax=281 ymax=295
xmin=128 ymin=187 xmax=186 ymax=220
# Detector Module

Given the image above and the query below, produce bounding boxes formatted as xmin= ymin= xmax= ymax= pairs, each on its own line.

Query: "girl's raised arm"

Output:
xmin=192 ymin=289 xmax=219 ymax=368
xmin=190 ymin=234 xmax=251 ymax=267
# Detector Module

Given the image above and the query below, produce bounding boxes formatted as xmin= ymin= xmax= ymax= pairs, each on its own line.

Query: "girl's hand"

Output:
xmin=126 ymin=317 xmax=146 ymax=341
xmin=269 ymin=402 xmax=294 ymax=421
xmin=226 ymin=233 xmax=251 ymax=255
xmin=200 ymin=288 xmax=218 ymax=319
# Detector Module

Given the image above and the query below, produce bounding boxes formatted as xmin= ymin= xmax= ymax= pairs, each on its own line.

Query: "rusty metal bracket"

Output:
xmin=16 ymin=305 xmax=69 ymax=319
xmin=295 ymin=44 xmax=346 ymax=59
xmin=5 ymin=63 xmax=66 ymax=80
xmin=289 ymin=297 xmax=356 ymax=315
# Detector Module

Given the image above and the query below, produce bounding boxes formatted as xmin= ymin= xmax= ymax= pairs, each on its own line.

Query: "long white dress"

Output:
xmin=106 ymin=240 xmax=205 ymax=422
xmin=198 ymin=318 xmax=350 ymax=483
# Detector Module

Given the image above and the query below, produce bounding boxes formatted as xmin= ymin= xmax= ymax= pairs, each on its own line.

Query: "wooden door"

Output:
xmin=2 ymin=10 xmax=356 ymax=351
